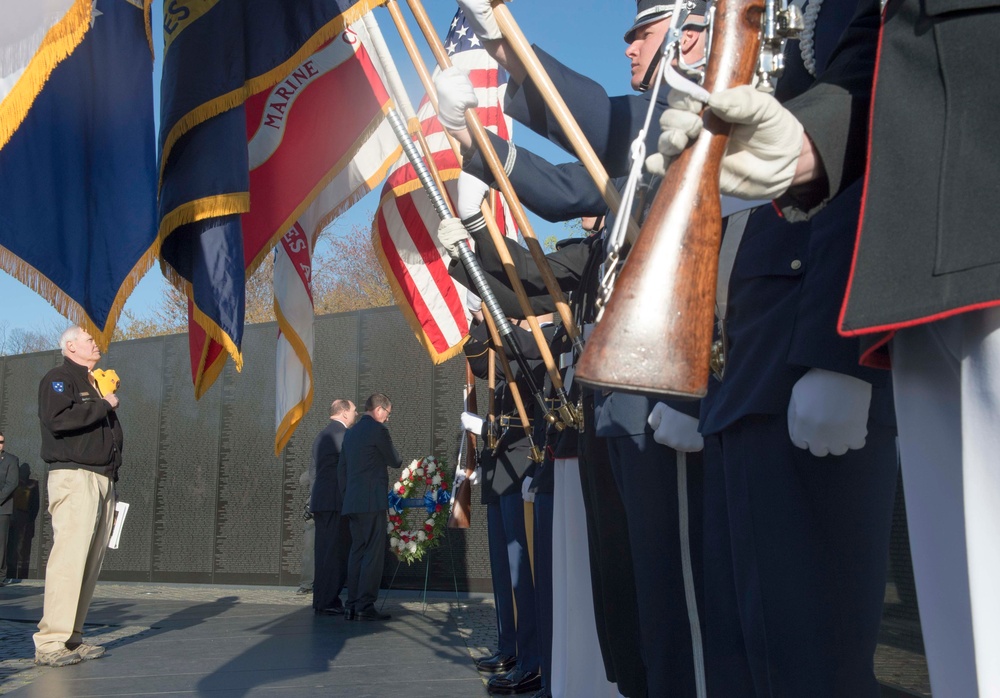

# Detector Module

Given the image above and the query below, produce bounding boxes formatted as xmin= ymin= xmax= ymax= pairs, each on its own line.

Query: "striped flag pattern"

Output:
xmin=372 ymin=8 xmax=515 ymax=364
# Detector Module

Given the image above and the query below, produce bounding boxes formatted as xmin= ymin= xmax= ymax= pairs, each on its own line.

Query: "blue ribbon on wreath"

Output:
xmin=423 ymin=488 xmax=452 ymax=514
xmin=387 ymin=489 xmax=451 ymax=515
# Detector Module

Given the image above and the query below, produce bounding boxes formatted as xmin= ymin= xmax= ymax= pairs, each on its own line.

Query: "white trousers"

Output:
xmin=892 ymin=306 xmax=1000 ymax=698
xmin=551 ymin=457 xmax=623 ymax=698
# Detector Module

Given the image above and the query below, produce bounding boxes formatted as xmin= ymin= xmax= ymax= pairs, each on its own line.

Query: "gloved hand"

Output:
xmin=438 ymin=218 xmax=471 ymax=259
xmin=457 ymin=0 xmax=502 ymax=41
xmin=454 ymin=464 xmax=468 ymax=489
xmin=461 ymin=410 xmax=485 ymax=435
xmin=647 ymin=402 xmax=704 ymax=452
xmin=647 ymin=85 xmax=805 ymax=200
xmin=787 ymin=368 xmax=871 ymax=457
xmin=469 ymin=466 xmax=482 ymax=486
xmin=457 ymin=171 xmax=491 ymax=220
xmin=521 ymin=475 xmax=535 ymax=503
xmin=434 ymin=67 xmax=478 ymax=132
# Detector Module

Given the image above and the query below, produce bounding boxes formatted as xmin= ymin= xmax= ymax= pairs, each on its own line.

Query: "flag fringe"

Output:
xmin=273 ymin=302 xmax=315 ymax=455
xmin=0 ymin=0 xmax=93 ymax=152
xmin=189 ymin=299 xmax=244 ymax=373
xmin=193 ymin=335 xmax=230 ymax=400
xmin=370 ymin=225 xmax=469 ymax=365
xmin=158 ymin=0 xmax=389 ymax=185
xmin=0 ymin=238 xmax=159 ymax=351
xmin=157 ymin=192 xmax=251 ymax=288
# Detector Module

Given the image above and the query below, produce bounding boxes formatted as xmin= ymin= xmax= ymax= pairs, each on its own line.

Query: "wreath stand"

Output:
xmin=380 ymin=517 xmax=464 ymax=615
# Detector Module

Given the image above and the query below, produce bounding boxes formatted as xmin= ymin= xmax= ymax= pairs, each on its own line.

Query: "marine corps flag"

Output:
xmin=157 ymin=0 xmax=389 ymax=396
xmin=0 ymin=0 xmax=157 ymax=348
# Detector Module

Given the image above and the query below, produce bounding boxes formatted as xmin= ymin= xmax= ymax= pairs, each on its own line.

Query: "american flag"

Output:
xmin=372 ymin=8 xmax=516 ymax=364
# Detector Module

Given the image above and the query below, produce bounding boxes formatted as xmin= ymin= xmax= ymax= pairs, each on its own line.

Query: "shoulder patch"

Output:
xmin=51 ymin=381 xmax=65 ymax=393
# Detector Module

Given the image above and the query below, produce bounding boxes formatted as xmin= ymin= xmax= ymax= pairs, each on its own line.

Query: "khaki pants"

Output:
xmin=33 ymin=469 xmax=114 ymax=653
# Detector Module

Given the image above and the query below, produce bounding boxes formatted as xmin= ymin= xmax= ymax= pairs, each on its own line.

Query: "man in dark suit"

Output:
xmin=339 ymin=393 xmax=401 ymax=621
xmin=0 ymin=432 xmax=20 ymax=586
xmin=310 ymin=399 xmax=357 ymax=616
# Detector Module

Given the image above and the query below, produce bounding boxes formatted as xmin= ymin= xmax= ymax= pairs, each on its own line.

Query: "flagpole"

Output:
xmin=364 ymin=17 xmax=546 ymax=450
xmin=401 ymin=0 xmax=583 ymax=356
xmin=381 ymin=0 xmax=580 ymax=429
xmin=492 ymin=3 xmax=641 ymax=244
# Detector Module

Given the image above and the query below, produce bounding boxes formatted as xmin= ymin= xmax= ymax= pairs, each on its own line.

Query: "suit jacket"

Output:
xmin=0 ymin=451 xmax=19 ymax=515
xmin=339 ymin=414 xmax=402 ymax=515
xmin=700 ymin=0 xmax=894 ymax=434
xmin=310 ymin=420 xmax=348 ymax=513
xmin=783 ymin=0 xmax=1000 ymax=357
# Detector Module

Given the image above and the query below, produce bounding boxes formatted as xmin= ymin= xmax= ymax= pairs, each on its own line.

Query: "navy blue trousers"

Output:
xmin=312 ymin=510 xmax=350 ymax=611
xmin=702 ymin=415 xmax=897 ymax=698
xmin=533 ymin=493 xmax=554 ymax=692
xmin=607 ymin=433 xmax=705 ymax=698
xmin=499 ymin=490 xmax=540 ymax=673
xmin=487 ymin=500 xmax=517 ymax=657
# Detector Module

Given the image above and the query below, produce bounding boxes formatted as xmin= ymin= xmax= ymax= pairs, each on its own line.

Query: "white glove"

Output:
xmin=521 ymin=475 xmax=535 ymax=503
xmin=457 ymin=0 xmax=502 ymax=40
xmin=461 ymin=410 xmax=485 ymax=435
xmin=469 ymin=466 xmax=482 ymax=486
xmin=433 ymin=67 xmax=478 ymax=131
xmin=438 ymin=218 xmax=470 ymax=259
xmin=454 ymin=464 xmax=468 ymax=489
xmin=457 ymin=171 xmax=491 ymax=220
xmin=647 ymin=86 xmax=805 ymax=200
xmin=647 ymin=402 xmax=704 ymax=453
xmin=788 ymin=368 xmax=871 ymax=457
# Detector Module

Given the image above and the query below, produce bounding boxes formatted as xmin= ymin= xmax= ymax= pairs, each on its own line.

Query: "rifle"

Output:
xmin=574 ymin=0 xmax=768 ymax=398
xmin=447 ymin=361 xmax=478 ymax=529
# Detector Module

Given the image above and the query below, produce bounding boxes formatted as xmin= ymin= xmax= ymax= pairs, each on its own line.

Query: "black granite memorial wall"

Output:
xmin=0 ymin=306 xmax=491 ymax=591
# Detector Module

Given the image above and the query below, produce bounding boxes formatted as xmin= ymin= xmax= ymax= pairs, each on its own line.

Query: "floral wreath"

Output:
xmin=387 ymin=456 xmax=451 ymax=564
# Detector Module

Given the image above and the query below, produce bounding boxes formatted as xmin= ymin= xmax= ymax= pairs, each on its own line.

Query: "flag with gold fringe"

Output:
xmin=0 ymin=0 xmax=157 ymax=348
xmin=157 ymin=0 xmax=390 ymax=397
xmin=372 ymin=8 xmax=515 ymax=364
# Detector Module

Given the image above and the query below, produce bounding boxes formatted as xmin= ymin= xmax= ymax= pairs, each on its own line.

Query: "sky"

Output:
xmin=0 ymin=0 xmax=642 ymax=338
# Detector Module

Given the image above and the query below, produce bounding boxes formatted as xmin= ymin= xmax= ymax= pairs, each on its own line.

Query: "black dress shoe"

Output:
xmin=354 ymin=608 xmax=391 ymax=621
xmin=475 ymin=651 xmax=517 ymax=673
xmin=313 ymin=605 xmax=344 ymax=616
xmin=487 ymin=668 xmax=542 ymax=695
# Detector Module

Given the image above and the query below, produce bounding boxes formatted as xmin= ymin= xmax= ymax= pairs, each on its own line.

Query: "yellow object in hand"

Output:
xmin=93 ymin=369 xmax=120 ymax=395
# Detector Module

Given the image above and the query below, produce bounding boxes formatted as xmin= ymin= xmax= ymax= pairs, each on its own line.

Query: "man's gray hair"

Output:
xmin=59 ymin=326 xmax=85 ymax=356
xmin=330 ymin=399 xmax=353 ymax=417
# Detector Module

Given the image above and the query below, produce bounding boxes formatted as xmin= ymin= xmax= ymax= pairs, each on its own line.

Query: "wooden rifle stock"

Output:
xmin=574 ymin=0 xmax=765 ymax=398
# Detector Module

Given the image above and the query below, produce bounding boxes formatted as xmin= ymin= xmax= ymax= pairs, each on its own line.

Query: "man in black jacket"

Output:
xmin=0 ymin=432 xmax=19 ymax=586
xmin=340 ymin=393 xmax=401 ymax=621
xmin=33 ymin=326 xmax=123 ymax=667
xmin=311 ymin=398 xmax=357 ymax=615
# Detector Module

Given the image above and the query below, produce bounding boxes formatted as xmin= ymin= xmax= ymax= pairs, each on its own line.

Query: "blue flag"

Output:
xmin=157 ymin=0 xmax=383 ymax=394
xmin=0 ymin=0 xmax=157 ymax=348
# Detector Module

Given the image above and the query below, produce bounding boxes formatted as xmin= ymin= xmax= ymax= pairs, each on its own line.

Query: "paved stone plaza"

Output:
xmin=0 ymin=580 xmax=929 ymax=697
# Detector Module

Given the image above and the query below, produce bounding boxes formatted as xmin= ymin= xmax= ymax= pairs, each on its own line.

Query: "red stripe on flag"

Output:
xmin=375 ymin=206 xmax=452 ymax=352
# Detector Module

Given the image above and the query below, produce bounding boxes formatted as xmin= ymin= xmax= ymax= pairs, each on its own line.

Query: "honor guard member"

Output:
xmin=435 ymin=2 xmax=711 ymax=695
xmin=648 ymin=0 xmax=898 ymax=694
xmin=462 ymin=317 xmax=549 ymax=696
xmin=656 ymin=0 xmax=1000 ymax=692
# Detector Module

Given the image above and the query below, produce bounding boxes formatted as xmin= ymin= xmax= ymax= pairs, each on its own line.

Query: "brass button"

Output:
xmin=790 ymin=259 xmax=802 ymax=270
